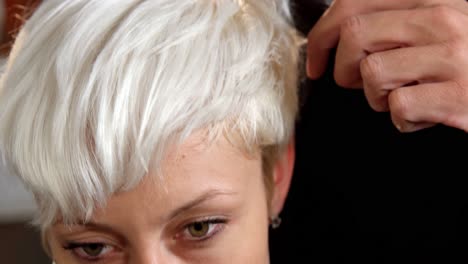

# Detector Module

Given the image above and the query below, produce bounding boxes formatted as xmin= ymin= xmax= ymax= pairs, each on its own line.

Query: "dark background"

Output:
xmin=270 ymin=1 xmax=468 ymax=263
xmin=0 ymin=223 xmax=50 ymax=263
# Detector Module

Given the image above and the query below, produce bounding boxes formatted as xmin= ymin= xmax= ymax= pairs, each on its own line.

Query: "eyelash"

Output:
xmin=63 ymin=242 xmax=114 ymax=262
xmin=178 ymin=217 xmax=228 ymax=242
xmin=62 ymin=218 xmax=228 ymax=261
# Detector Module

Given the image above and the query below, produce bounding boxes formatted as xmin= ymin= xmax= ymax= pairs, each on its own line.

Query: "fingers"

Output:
xmin=334 ymin=6 xmax=468 ymax=88
xmin=306 ymin=0 xmax=426 ymax=79
xmin=305 ymin=0 xmax=468 ymax=133
xmin=390 ymin=118 xmax=436 ymax=133
xmin=389 ymin=81 xmax=468 ymax=132
xmin=306 ymin=0 xmax=466 ymax=79
xmin=360 ymin=44 xmax=461 ymax=112
xmin=334 ymin=10 xmax=417 ymax=88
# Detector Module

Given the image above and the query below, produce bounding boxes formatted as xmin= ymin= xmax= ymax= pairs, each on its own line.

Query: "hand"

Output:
xmin=307 ymin=0 xmax=468 ymax=132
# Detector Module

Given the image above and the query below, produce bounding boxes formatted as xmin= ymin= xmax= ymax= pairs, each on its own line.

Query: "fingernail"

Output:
xmin=395 ymin=124 xmax=403 ymax=132
xmin=396 ymin=122 xmax=421 ymax=133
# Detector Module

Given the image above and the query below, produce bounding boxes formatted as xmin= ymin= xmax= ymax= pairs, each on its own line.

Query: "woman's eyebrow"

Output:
xmin=58 ymin=190 xmax=238 ymax=235
xmin=65 ymin=221 xmax=127 ymax=243
xmin=168 ymin=190 xmax=238 ymax=220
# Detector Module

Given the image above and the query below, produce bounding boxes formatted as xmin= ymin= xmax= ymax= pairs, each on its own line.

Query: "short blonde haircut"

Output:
xmin=0 ymin=0 xmax=302 ymax=229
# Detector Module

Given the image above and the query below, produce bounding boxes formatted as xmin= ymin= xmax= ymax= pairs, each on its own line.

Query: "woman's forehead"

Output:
xmin=84 ymin=134 xmax=264 ymax=224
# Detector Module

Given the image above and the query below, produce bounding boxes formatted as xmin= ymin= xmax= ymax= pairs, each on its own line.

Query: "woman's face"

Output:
xmin=47 ymin=134 xmax=279 ymax=264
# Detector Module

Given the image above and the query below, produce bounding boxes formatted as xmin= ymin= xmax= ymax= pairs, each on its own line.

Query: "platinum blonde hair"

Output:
xmin=0 ymin=0 xmax=302 ymax=229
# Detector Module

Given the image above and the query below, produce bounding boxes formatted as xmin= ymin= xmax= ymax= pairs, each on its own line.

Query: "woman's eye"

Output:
xmin=188 ymin=222 xmax=210 ymax=238
xmin=80 ymin=243 xmax=108 ymax=257
xmin=64 ymin=243 xmax=114 ymax=260
xmin=182 ymin=219 xmax=227 ymax=241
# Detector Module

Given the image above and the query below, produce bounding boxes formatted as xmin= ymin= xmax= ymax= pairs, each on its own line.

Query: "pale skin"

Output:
xmin=46 ymin=134 xmax=295 ymax=264
xmin=307 ymin=0 xmax=468 ymax=133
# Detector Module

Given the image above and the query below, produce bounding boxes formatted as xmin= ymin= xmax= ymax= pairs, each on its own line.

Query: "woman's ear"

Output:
xmin=270 ymin=138 xmax=295 ymax=217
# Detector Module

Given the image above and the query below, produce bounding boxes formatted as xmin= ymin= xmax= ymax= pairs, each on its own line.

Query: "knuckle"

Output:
xmin=368 ymin=99 xmax=387 ymax=113
xmin=360 ymin=54 xmax=384 ymax=87
xmin=333 ymin=70 xmax=350 ymax=88
xmin=363 ymin=85 xmax=388 ymax=113
xmin=454 ymin=80 xmax=468 ymax=104
xmin=341 ymin=15 xmax=363 ymax=39
xmin=333 ymin=66 xmax=358 ymax=88
xmin=445 ymin=81 xmax=468 ymax=129
xmin=430 ymin=5 xmax=464 ymax=38
xmin=430 ymin=5 xmax=454 ymax=23
xmin=440 ymin=40 xmax=468 ymax=70
xmin=389 ymin=89 xmax=412 ymax=120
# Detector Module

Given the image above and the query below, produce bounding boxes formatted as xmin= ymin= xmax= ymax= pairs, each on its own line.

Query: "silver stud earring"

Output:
xmin=270 ymin=216 xmax=282 ymax=229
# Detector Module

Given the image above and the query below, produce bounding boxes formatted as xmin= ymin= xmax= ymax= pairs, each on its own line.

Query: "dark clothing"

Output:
xmin=269 ymin=1 xmax=468 ymax=263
